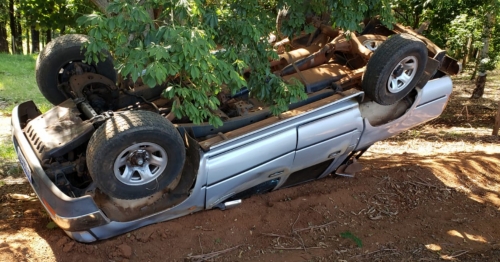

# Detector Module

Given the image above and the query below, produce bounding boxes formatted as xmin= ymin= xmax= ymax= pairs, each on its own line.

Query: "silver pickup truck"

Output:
xmin=11 ymin=20 xmax=459 ymax=242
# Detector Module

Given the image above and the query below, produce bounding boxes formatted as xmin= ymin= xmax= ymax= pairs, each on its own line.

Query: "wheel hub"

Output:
xmin=387 ymin=55 xmax=418 ymax=94
xmin=128 ymin=150 xmax=149 ymax=166
xmin=113 ymin=142 xmax=168 ymax=186
xmin=392 ymin=65 xmax=404 ymax=78
xmin=362 ymin=40 xmax=383 ymax=51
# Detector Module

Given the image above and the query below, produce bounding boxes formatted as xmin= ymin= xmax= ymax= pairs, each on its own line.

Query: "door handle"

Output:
xmin=269 ymin=170 xmax=285 ymax=178
xmin=328 ymin=151 xmax=341 ymax=159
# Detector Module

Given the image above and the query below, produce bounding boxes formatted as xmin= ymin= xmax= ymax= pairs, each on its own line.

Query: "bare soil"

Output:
xmin=1 ymin=73 xmax=500 ymax=262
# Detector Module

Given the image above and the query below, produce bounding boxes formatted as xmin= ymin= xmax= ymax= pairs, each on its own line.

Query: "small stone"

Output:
xmin=62 ymin=241 xmax=75 ymax=253
xmin=55 ymin=237 xmax=70 ymax=248
xmin=118 ymin=244 xmax=132 ymax=258
xmin=48 ymin=235 xmax=60 ymax=242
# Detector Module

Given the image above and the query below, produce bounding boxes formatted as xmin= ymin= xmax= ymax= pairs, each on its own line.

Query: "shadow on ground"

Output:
xmin=1 ymin=151 xmax=500 ymax=261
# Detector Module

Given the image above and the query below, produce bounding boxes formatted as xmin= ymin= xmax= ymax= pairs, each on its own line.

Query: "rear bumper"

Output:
xmin=11 ymin=101 xmax=109 ymax=236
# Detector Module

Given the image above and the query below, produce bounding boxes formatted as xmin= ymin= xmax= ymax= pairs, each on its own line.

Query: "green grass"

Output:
xmin=0 ymin=139 xmax=16 ymax=161
xmin=0 ymin=53 xmax=52 ymax=114
xmin=0 ymin=53 xmax=52 ymax=163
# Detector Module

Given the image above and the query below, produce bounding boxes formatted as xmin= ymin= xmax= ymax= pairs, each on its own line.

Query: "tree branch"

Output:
xmin=89 ymin=0 xmax=109 ymax=14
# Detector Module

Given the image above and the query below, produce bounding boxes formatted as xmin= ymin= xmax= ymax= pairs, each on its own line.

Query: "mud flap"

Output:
xmin=335 ymin=158 xmax=363 ymax=177
xmin=335 ymin=148 xmax=369 ymax=177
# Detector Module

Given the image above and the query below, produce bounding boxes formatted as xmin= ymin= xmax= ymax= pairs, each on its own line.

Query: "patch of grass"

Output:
xmin=0 ymin=53 xmax=52 ymax=114
xmin=0 ymin=139 xmax=16 ymax=162
xmin=0 ymin=138 xmax=21 ymax=177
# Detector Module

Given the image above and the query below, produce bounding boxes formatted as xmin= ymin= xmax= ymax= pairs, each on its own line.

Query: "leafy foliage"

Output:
xmin=446 ymin=14 xmax=482 ymax=57
xmin=278 ymin=0 xmax=394 ymax=36
xmin=78 ymin=0 xmax=394 ymax=126
xmin=393 ymin=0 xmax=499 ymax=74
xmin=19 ymin=0 xmax=93 ymax=32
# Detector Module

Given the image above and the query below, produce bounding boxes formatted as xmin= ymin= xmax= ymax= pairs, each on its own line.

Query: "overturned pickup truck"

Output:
xmin=11 ymin=19 xmax=459 ymax=242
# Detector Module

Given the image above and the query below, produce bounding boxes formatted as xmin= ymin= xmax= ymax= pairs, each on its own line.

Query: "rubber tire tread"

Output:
xmin=362 ymin=33 xmax=428 ymax=105
xmin=86 ymin=111 xmax=186 ymax=200
xmin=36 ymin=34 xmax=116 ymax=105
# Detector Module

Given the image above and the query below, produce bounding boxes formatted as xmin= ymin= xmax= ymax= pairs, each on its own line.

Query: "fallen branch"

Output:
xmin=406 ymin=181 xmax=439 ymax=189
xmin=7 ymin=193 xmax=36 ymax=201
xmin=440 ymin=250 xmax=469 ymax=260
xmin=351 ymin=248 xmax=398 ymax=258
xmin=261 ymin=233 xmax=293 ymax=239
xmin=186 ymin=245 xmax=241 ymax=262
xmin=291 ymin=213 xmax=300 ymax=232
xmin=198 ymin=235 xmax=203 ymax=255
xmin=370 ymin=193 xmax=398 ymax=200
xmin=274 ymin=246 xmax=325 ymax=250
xmin=293 ymin=220 xmax=337 ymax=233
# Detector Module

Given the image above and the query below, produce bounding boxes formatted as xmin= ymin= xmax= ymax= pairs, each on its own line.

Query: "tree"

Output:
xmin=19 ymin=0 xmax=95 ymax=51
xmin=471 ymin=2 xmax=499 ymax=99
xmin=9 ymin=0 xmax=22 ymax=54
xmin=80 ymin=0 xmax=394 ymax=126
xmin=0 ymin=1 xmax=8 ymax=53
xmin=446 ymin=14 xmax=482 ymax=66
xmin=89 ymin=0 xmax=108 ymax=14
xmin=0 ymin=24 xmax=7 ymax=53
xmin=31 ymin=25 xmax=40 ymax=53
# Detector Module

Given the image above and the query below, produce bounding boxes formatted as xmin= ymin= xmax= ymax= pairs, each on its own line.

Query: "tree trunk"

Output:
xmin=89 ymin=0 xmax=155 ymax=19
xmin=470 ymin=50 xmax=480 ymax=80
xmin=26 ymin=25 xmax=30 ymax=54
xmin=15 ymin=10 xmax=22 ymax=54
xmin=471 ymin=73 xmax=486 ymax=98
xmin=46 ymin=29 xmax=52 ymax=44
xmin=462 ymin=37 xmax=472 ymax=67
xmin=0 ymin=22 xmax=8 ymax=53
xmin=493 ymin=100 xmax=500 ymax=136
xmin=468 ymin=38 xmax=475 ymax=63
xmin=471 ymin=12 xmax=494 ymax=99
xmin=9 ymin=0 xmax=17 ymax=53
xmin=31 ymin=26 xmax=40 ymax=53
xmin=89 ymin=0 xmax=109 ymax=14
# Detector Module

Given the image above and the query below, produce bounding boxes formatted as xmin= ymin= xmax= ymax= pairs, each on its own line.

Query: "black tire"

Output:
xmin=86 ymin=111 xmax=186 ymax=200
xmin=36 ymin=34 xmax=116 ymax=105
xmin=362 ymin=33 xmax=428 ymax=105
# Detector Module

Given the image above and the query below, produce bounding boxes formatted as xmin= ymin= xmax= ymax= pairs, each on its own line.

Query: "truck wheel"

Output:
xmin=86 ymin=111 xmax=186 ymax=200
xmin=36 ymin=34 xmax=116 ymax=105
xmin=362 ymin=33 xmax=428 ymax=105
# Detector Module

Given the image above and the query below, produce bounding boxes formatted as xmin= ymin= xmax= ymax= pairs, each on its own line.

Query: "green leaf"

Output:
xmin=46 ymin=221 xmax=59 ymax=229
xmin=144 ymin=75 xmax=157 ymax=88
xmin=340 ymin=231 xmax=363 ymax=247
xmin=191 ymin=67 xmax=200 ymax=79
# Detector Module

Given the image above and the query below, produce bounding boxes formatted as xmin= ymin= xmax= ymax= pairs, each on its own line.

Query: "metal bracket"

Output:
xmin=335 ymin=147 xmax=369 ymax=177
xmin=215 ymin=199 xmax=242 ymax=211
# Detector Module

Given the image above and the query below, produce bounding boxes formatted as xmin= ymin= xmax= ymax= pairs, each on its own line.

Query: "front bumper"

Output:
xmin=11 ymin=101 xmax=109 ymax=237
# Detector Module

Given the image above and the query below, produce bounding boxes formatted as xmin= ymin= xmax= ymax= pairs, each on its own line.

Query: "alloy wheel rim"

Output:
xmin=387 ymin=56 xmax=418 ymax=94
xmin=113 ymin=142 xmax=168 ymax=186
